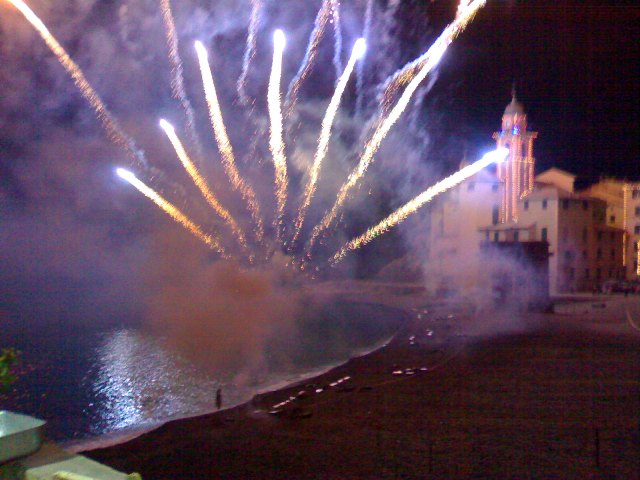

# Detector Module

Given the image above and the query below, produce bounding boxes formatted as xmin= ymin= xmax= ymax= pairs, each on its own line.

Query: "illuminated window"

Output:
xmin=542 ymin=199 xmax=548 ymax=209
xmin=541 ymin=228 xmax=548 ymax=242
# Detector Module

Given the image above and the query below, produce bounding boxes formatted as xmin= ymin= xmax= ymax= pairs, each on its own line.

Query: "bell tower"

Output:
xmin=493 ymin=90 xmax=538 ymax=222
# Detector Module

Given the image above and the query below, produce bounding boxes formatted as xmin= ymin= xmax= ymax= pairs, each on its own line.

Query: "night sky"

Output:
xmin=0 ymin=0 xmax=638 ymax=324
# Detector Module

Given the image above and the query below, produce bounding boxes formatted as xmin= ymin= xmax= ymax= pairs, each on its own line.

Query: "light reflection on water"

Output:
xmin=88 ymin=329 xmax=228 ymax=437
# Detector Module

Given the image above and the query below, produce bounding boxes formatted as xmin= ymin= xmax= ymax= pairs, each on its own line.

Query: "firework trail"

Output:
xmin=159 ymin=0 xmax=204 ymax=161
xmin=291 ymin=38 xmax=366 ymax=246
xmin=116 ymin=168 xmax=227 ymax=256
xmin=6 ymin=0 xmax=145 ymax=168
xmin=355 ymin=0 xmax=373 ymax=117
xmin=268 ymin=30 xmax=288 ymax=243
xmin=237 ymin=0 xmax=263 ymax=106
xmin=195 ymin=41 xmax=265 ymax=242
xmin=331 ymin=148 xmax=508 ymax=264
xmin=307 ymin=0 xmax=487 ymax=256
xmin=380 ymin=0 xmax=485 ymax=111
xmin=159 ymin=119 xmax=248 ymax=250
xmin=331 ymin=0 xmax=343 ymax=81
xmin=283 ymin=0 xmax=333 ymax=118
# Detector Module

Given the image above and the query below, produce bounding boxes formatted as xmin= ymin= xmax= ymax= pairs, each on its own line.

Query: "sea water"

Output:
xmin=2 ymin=301 xmax=404 ymax=447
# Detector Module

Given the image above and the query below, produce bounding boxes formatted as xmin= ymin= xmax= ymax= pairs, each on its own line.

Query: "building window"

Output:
xmin=513 ymin=231 xmax=519 ymax=242
xmin=596 ymin=268 xmax=602 ymax=280
xmin=610 ymin=232 xmax=615 ymax=241
xmin=597 ymin=231 xmax=603 ymax=242
xmin=634 ymin=242 xmax=639 ymax=253
xmin=542 ymin=199 xmax=548 ymax=210
xmin=492 ymin=184 xmax=499 ymax=193
xmin=467 ymin=182 xmax=475 ymax=191
xmin=636 ymin=206 xmax=640 ymax=216
xmin=584 ymin=268 xmax=590 ymax=279
xmin=582 ymin=250 xmax=587 ymax=259
xmin=492 ymin=205 xmax=500 ymax=225
xmin=633 ymin=189 xmax=640 ymax=199
xmin=524 ymin=200 xmax=529 ymax=210
xmin=597 ymin=248 xmax=602 ymax=260
xmin=564 ymin=251 xmax=572 ymax=261
xmin=635 ymin=225 xmax=640 ymax=235
xmin=485 ymin=231 xmax=490 ymax=241
xmin=493 ymin=232 xmax=499 ymax=242
xmin=541 ymin=228 xmax=548 ymax=242
xmin=582 ymin=201 xmax=589 ymax=210
xmin=569 ymin=268 xmax=575 ymax=280
xmin=562 ymin=199 xmax=569 ymax=209
xmin=611 ymin=249 xmax=615 ymax=259
xmin=608 ymin=269 xmax=613 ymax=278
xmin=610 ymin=215 xmax=616 ymax=223
xmin=635 ymin=261 xmax=638 ymax=272
xmin=582 ymin=227 xmax=588 ymax=242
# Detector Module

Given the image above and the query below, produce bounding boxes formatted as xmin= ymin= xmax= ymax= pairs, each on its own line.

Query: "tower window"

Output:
xmin=635 ymin=225 xmax=640 ymax=235
xmin=514 ymin=231 xmax=519 ymax=242
xmin=635 ymin=206 xmax=640 ymax=216
xmin=494 ymin=232 xmax=499 ymax=242
xmin=633 ymin=189 xmax=640 ymax=199
xmin=541 ymin=227 xmax=548 ymax=242
xmin=492 ymin=205 xmax=500 ymax=225
xmin=562 ymin=199 xmax=569 ymax=209
xmin=584 ymin=268 xmax=590 ymax=279
xmin=523 ymin=200 xmax=529 ymax=210
xmin=542 ymin=199 xmax=548 ymax=210
xmin=610 ymin=215 xmax=616 ymax=223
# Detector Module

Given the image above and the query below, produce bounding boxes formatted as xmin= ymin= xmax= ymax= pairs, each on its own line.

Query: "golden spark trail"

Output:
xmin=237 ymin=0 xmax=263 ymax=105
xmin=307 ymin=0 xmax=486 ymax=255
xmin=331 ymin=149 xmax=508 ymax=264
xmin=292 ymin=39 xmax=366 ymax=246
xmin=160 ymin=0 xmax=203 ymax=160
xmin=195 ymin=41 xmax=264 ymax=242
xmin=116 ymin=168 xmax=227 ymax=256
xmin=380 ymin=0 xmax=485 ymax=110
xmin=6 ymin=0 xmax=144 ymax=167
xmin=268 ymin=29 xmax=288 ymax=243
xmin=159 ymin=120 xmax=248 ymax=250
xmin=284 ymin=0 xmax=332 ymax=118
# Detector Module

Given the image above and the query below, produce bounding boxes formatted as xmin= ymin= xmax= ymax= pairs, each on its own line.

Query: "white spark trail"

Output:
xmin=237 ymin=0 xmax=263 ymax=105
xmin=160 ymin=119 xmax=248 ymax=250
xmin=331 ymin=0 xmax=343 ymax=80
xmin=6 ymin=0 xmax=145 ymax=168
xmin=195 ymin=41 xmax=265 ymax=242
xmin=292 ymin=39 xmax=366 ymax=246
xmin=284 ymin=0 xmax=332 ymax=118
xmin=160 ymin=0 xmax=204 ymax=161
xmin=116 ymin=168 xmax=227 ymax=256
xmin=331 ymin=148 xmax=508 ymax=264
xmin=355 ymin=0 xmax=373 ymax=116
xmin=307 ymin=0 xmax=487 ymax=255
xmin=268 ymin=30 xmax=288 ymax=243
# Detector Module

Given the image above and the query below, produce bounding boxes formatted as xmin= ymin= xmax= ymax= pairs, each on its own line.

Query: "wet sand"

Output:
xmin=85 ymin=298 xmax=640 ymax=479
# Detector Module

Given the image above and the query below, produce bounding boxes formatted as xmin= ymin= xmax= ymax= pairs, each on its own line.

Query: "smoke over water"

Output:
xmin=0 ymin=0 xmax=491 ymax=442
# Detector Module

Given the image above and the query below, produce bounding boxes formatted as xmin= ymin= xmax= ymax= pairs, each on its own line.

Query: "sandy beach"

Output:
xmin=84 ymin=293 xmax=640 ymax=479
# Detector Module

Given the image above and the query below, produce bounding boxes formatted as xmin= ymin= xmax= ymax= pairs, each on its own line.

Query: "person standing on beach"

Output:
xmin=216 ymin=387 xmax=222 ymax=410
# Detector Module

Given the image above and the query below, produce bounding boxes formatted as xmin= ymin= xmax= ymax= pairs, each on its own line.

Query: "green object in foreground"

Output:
xmin=0 ymin=348 xmax=19 ymax=390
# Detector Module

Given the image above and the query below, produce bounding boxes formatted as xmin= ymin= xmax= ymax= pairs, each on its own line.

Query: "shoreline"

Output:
xmin=84 ymin=296 xmax=640 ymax=478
